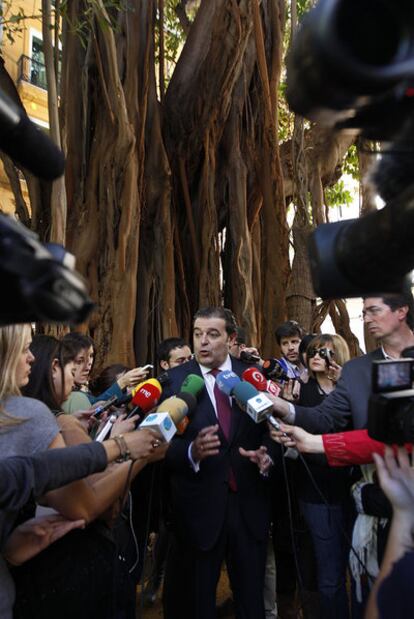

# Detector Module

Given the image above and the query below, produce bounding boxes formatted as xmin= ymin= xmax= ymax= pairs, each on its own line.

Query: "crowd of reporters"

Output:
xmin=0 ymin=294 xmax=413 ymax=619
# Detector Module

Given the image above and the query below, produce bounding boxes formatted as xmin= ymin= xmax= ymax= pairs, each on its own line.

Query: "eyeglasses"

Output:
xmin=307 ymin=347 xmax=334 ymax=361
xmin=361 ymin=306 xmax=385 ymax=319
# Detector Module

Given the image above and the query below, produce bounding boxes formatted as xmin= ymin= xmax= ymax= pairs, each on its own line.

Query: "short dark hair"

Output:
xmin=382 ymin=293 xmax=414 ymax=330
xmin=157 ymin=337 xmax=189 ymax=364
xmin=193 ymin=307 xmax=238 ymax=337
xmin=274 ymin=320 xmax=304 ymax=345
xmin=62 ymin=332 xmax=95 ymax=356
xmin=363 ymin=292 xmax=414 ymax=330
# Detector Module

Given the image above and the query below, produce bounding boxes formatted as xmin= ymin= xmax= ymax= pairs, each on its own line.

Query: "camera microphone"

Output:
xmin=0 ymin=89 xmax=65 ymax=180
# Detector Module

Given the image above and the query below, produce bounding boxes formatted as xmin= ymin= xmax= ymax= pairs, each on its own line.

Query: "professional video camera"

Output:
xmin=0 ymin=213 xmax=93 ymax=325
xmin=368 ymin=349 xmax=414 ymax=444
xmin=286 ymin=0 xmax=414 ymax=298
xmin=0 ymin=89 xmax=93 ymax=325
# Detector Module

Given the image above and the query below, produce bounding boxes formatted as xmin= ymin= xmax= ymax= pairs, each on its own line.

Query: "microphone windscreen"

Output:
xmin=0 ymin=111 xmax=65 ymax=180
xmin=180 ymin=374 xmax=205 ymax=397
xmin=146 ymin=378 xmax=162 ymax=392
xmin=131 ymin=381 xmax=162 ymax=411
xmin=157 ymin=396 xmax=188 ymax=426
xmin=232 ymin=381 xmax=258 ymax=407
xmin=242 ymin=367 xmax=267 ymax=391
xmin=261 ymin=358 xmax=278 ymax=379
xmin=175 ymin=392 xmax=197 ymax=417
xmin=215 ymin=370 xmax=241 ymax=396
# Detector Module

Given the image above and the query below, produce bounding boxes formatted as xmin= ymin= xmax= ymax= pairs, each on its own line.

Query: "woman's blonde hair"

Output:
xmin=0 ymin=323 xmax=31 ymax=427
xmin=307 ymin=333 xmax=350 ymax=378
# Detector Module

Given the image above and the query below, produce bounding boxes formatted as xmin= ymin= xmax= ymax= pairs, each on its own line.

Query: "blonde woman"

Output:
xmin=274 ymin=333 xmax=354 ymax=619
xmin=0 ymin=324 xmax=162 ymax=619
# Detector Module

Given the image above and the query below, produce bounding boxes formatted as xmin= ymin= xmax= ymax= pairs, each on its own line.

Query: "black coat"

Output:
xmin=162 ymin=357 xmax=280 ymax=551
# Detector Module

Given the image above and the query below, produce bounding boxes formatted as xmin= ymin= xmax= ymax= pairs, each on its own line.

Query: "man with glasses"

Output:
xmin=270 ymin=293 xmax=414 ymax=433
xmin=270 ymin=293 xmax=414 ymax=614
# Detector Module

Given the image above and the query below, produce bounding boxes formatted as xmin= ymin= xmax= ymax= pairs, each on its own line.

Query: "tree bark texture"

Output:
xmin=1 ymin=0 xmax=360 ymax=368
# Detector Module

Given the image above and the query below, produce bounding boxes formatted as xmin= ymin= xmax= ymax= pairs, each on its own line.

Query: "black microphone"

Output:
xmin=0 ymin=89 xmax=65 ymax=180
xmin=92 ymin=392 xmax=134 ymax=418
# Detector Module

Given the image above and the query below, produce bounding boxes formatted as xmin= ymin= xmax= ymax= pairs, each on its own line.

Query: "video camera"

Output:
xmin=287 ymin=0 xmax=414 ymax=298
xmin=0 ymin=213 xmax=93 ymax=325
xmin=368 ymin=350 xmax=414 ymax=444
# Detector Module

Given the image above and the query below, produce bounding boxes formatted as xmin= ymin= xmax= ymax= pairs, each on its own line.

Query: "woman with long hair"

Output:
xmin=0 ymin=325 xmax=162 ymax=619
xmin=274 ymin=333 xmax=355 ymax=619
xmin=61 ymin=333 xmax=150 ymax=413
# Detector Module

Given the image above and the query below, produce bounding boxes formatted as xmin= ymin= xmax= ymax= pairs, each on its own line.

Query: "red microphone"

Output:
xmin=127 ymin=379 xmax=162 ymax=420
xmin=242 ymin=367 xmax=281 ymax=397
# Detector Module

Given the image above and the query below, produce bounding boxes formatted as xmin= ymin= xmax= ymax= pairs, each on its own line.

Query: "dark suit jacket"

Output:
xmin=163 ymin=357 xmax=279 ymax=551
xmin=294 ymin=348 xmax=384 ymax=434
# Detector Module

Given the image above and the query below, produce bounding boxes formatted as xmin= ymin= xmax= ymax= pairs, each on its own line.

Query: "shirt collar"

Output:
xmin=381 ymin=344 xmax=398 ymax=360
xmin=198 ymin=354 xmax=232 ymax=377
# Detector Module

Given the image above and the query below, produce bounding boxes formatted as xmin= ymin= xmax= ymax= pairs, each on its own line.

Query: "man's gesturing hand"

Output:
xmin=191 ymin=425 xmax=221 ymax=462
xmin=239 ymin=445 xmax=272 ymax=474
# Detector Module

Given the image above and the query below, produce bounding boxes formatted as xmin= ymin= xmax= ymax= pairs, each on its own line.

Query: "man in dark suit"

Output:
xmin=162 ymin=307 xmax=278 ymax=619
xmin=270 ymin=293 xmax=414 ymax=433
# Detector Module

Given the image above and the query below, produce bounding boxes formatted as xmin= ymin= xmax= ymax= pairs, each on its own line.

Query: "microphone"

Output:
xmin=215 ymin=371 xmax=282 ymax=427
xmin=262 ymin=358 xmax=293 ymax=383
xmin=0 ymin=90 xmax=65 ymax=180
xmin=214 ymin=371 xmax=272 ymax=423
xmin=170 ymin=374 xmax=205 ymax=434
xmin=139 ymin=394 xmax=197 ymax=442
xmin=180 ymin=373 xmax=205 ymax=397
xmin=92 ymin=390 xmax=139 ymax=419
xmin=242 ymin=367 xmax=281 ymax=397
xmin=239 ymin=350 xmax=261 ymax=364
xmin=126 ymin=379 xmax=162 ymax=420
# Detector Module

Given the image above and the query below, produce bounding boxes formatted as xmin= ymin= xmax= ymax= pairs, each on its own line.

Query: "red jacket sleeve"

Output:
xmin=322 ymin=429 xmax=412 ymax=466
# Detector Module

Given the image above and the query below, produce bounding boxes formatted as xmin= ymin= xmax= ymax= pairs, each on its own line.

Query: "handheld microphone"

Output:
xmin=172 ymin=375 xmax=204 ymax=433
xmin=215 ymin=371 xmax=282 ymax=427
xmin=242 ymin=367 xmax=281 ymax=397
xmin=92 ymin=391 xmax=137 ymax=419
xmin=139 ymin=394 xmax=197 ymax=442
xmin=126 ymin=379 xmax=162 ymax=421
xmin=0 ymin=90 xmax=65 ymax=180
xmin=240 ymin=350 xmax=261 ymax=364
xmin=180 ymin=373 xmax=205 ymax=397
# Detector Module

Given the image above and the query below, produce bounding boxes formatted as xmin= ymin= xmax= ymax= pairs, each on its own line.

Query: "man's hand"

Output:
xmin=191 ymin=425 xmax=221 ymax=462
xmin=239 ymin=445 xmax=272 ymax=474
xmin=3 ymin=515 xmax=85 ymax=566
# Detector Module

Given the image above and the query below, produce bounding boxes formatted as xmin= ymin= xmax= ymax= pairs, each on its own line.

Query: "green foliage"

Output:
xmin=0 ymin=3 xmax=36 ymax=43
xmin=325 ymin=179 xmax=353 ymax=209
xmin=155 ymin=1 xmax=198 ymax=88
xmin=343 ymin=144 xmax=359 ymax=180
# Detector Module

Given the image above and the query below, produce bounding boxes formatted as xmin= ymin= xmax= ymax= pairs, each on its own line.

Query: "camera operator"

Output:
xmin=270 ymin=294 xmax=414 ymax=433
xmin=269 ymin=293 xmax=414 ymax=611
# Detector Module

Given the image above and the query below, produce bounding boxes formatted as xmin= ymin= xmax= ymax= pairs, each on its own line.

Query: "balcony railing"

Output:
xmin=18 ymin=55 xmax=48 ymax=91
